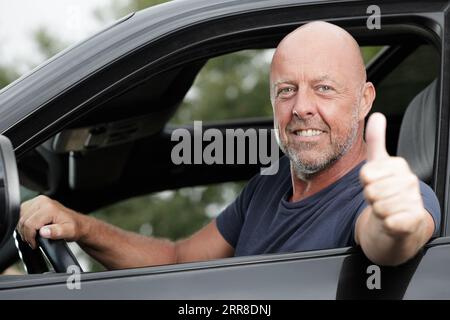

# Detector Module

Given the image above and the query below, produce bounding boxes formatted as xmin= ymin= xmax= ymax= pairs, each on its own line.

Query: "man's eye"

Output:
xmin=277 ymin=87 xmax=295 ymax=97
xmin=317 ymin=85 xmax=333 ymax=92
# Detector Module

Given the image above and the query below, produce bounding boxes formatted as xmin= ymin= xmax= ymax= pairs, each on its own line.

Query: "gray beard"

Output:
xmin=276 ymin=110 xmax=359 ymax=180
xmin=287 ymin=128 xmax=357 ymax=180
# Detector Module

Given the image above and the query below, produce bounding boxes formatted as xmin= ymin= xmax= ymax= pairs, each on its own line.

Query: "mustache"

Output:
xmin=285 ymin=117 xmax=329 ymax=132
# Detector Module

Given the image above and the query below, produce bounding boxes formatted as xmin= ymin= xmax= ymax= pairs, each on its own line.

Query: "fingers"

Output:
xmin=17 ymin=196 xmax=75 ymax=249
xmin=20 ymin=207 xmax=55 ymax=249
xmin=383 ymin=210 xmax=425 ymax=237
xmin=360 ymin=157 xmax=410 ymax=185
xmin=370 ymin=191 xmax=422 ymax=220
xmin=18 ymin=197 xmax=43 ymax=248
xmin=18 ymin=197 xmax=42 ymax=232
xmin=363 ymin=174 xmax=420 ymax=206
xmin=365 ymin=112 xmax=389 ymax=161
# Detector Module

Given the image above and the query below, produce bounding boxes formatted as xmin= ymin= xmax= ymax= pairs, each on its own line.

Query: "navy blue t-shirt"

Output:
xmin=216 ymin=156 xmax=441 ymax=256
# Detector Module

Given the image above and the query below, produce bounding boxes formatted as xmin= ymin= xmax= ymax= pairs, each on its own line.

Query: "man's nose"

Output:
xmin=292 ymin=88 xmax=317 ymax=119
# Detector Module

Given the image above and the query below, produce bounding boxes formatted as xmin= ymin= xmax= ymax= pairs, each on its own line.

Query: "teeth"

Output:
xmin=296 ymin=129 xmax=322 ymax=137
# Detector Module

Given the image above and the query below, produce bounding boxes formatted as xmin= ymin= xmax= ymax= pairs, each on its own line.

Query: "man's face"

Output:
xmin=270 ymin=36 xmax=364 ymax=177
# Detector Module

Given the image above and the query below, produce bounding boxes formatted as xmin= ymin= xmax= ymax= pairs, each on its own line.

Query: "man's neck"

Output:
xmin=289 ymin=138 xmax=367 ymax=202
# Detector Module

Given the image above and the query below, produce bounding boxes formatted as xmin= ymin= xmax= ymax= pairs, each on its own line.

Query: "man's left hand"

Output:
xmin=360 ymin=112 xmax=429 ymax=238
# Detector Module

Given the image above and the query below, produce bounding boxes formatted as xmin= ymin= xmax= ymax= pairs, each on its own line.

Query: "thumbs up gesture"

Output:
xmin=359 ymin=113 xmax=426 ymax=237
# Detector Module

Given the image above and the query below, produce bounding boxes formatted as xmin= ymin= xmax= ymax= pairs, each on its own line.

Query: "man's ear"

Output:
xmin=359 ymin=82 xmax=376 ymax=121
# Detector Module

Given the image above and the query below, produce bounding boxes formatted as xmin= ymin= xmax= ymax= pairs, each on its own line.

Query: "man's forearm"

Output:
xmin=356 ymin=207 xmax=432 ymax=266
xmin=77 ymin=214 xmax=177 ymax=270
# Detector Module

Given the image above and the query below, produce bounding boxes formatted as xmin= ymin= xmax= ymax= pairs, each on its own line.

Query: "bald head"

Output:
xmin=269 ymin=21 xmax=376 ymax=178
xmin=270 ymin=21 xmax=367 ymax=101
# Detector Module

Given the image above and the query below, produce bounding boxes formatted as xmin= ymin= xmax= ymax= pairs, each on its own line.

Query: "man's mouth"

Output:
xmin=293 ymin=129 xmax=324 ymax=137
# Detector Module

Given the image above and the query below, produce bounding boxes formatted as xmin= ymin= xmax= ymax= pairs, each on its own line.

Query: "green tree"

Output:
xmin=33 ymin=27 xmax=66 ymax=58
xmin=172 ymin=50 xmax=274 ymax=124
xmin=0 ymin=65 xmax=18 ymax=90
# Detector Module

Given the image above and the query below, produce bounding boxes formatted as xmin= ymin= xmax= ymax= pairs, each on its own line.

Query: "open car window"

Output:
xmin=57 ymin=41 xmax=440 ymax=272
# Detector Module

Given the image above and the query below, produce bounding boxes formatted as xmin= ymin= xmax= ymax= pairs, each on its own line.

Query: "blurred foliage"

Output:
xmin=361 ymin=46 xmax=384 ymax=64
xmin=94 ymin=183 xmax=246 ymax=239
xmin=172 ymin=49 xmax=274 ymax=124
xmin=89 ymin=182 xmax=246 ymax=271
xmin=0 ymin=0 xmax=383 ymax=272
xmin=33 ymin=27 xmax=67 ymax=58
xmin=0 ymin=65 xmax=18 ymax=90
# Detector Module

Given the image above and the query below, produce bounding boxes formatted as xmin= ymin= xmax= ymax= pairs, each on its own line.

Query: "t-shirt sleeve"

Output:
xmin=216 ymin=174 xmax=261 ymax=248
xmin=350 ymin=180 xmax=441 ymax=245
xmin=420 ymin=181 xmax=441 ymax=237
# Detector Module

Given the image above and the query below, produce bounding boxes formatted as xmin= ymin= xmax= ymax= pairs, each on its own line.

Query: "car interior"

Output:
xmin=1 ymin=22 xmax=442 ymax=274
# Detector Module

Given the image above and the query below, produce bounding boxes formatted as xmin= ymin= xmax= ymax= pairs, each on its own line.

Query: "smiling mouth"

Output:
xmin=293 ymin=129 xmax=324 ymax=137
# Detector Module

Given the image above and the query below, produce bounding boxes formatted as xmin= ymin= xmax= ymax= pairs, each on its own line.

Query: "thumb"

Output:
xmin=39 ymin=224 xmax=66 ymax=240
xmin=365 ymin=112 xmax=389 ymax=161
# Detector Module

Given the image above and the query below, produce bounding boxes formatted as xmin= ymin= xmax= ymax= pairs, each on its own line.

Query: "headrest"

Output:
xmin=396 ymin=79 xmax=438 ymax=183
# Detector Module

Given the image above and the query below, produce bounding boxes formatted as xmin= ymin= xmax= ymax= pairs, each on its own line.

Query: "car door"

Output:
xmin=0 ymin=0 xmax=450 ymax=299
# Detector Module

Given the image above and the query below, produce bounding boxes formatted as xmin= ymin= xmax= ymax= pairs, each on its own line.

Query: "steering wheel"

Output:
xmin=14 ymin=230 xmax=83 ymax=273
xmin=0 ymin=133 xmax=82 ymax=274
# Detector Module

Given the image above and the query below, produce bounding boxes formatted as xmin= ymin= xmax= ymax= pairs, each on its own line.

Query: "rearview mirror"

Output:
xmin=0 ymin=135 xmax=20 ymax=249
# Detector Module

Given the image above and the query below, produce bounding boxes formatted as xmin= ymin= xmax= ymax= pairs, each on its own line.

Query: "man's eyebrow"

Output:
xmin=272 ymin=80 xmax=295 ymax=90
xmin=312 ymin=75 xmax=339 ymax=85
xmin=273 ymin=76 xmax=339 ymax=87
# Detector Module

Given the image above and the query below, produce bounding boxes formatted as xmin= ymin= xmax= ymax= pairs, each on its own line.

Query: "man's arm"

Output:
xmin=18 ymin=195 xmax=234 ymax=270
xmin=356 ymin=113 xmax=437 ymax=266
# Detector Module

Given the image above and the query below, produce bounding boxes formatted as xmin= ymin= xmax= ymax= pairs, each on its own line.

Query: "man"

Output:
xmin=18 ymin=21 xmax=440 ymax=269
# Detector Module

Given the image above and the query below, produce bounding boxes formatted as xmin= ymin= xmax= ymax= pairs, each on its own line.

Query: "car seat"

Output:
xmin=396 ymin=79 xmax=438 ymax=184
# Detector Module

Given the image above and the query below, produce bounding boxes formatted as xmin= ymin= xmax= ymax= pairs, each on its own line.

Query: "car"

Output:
xmin=0 ymin=0 xmax=449 ymax=299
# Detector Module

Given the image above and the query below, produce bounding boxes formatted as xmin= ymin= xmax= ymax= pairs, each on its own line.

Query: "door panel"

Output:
xmin=1 ymin=240 xmax=449 ymax=299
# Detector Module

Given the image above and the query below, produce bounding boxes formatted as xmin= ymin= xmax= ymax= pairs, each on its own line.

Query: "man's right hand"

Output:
xmin=18 ymin=195 xmax=88 ymax=249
